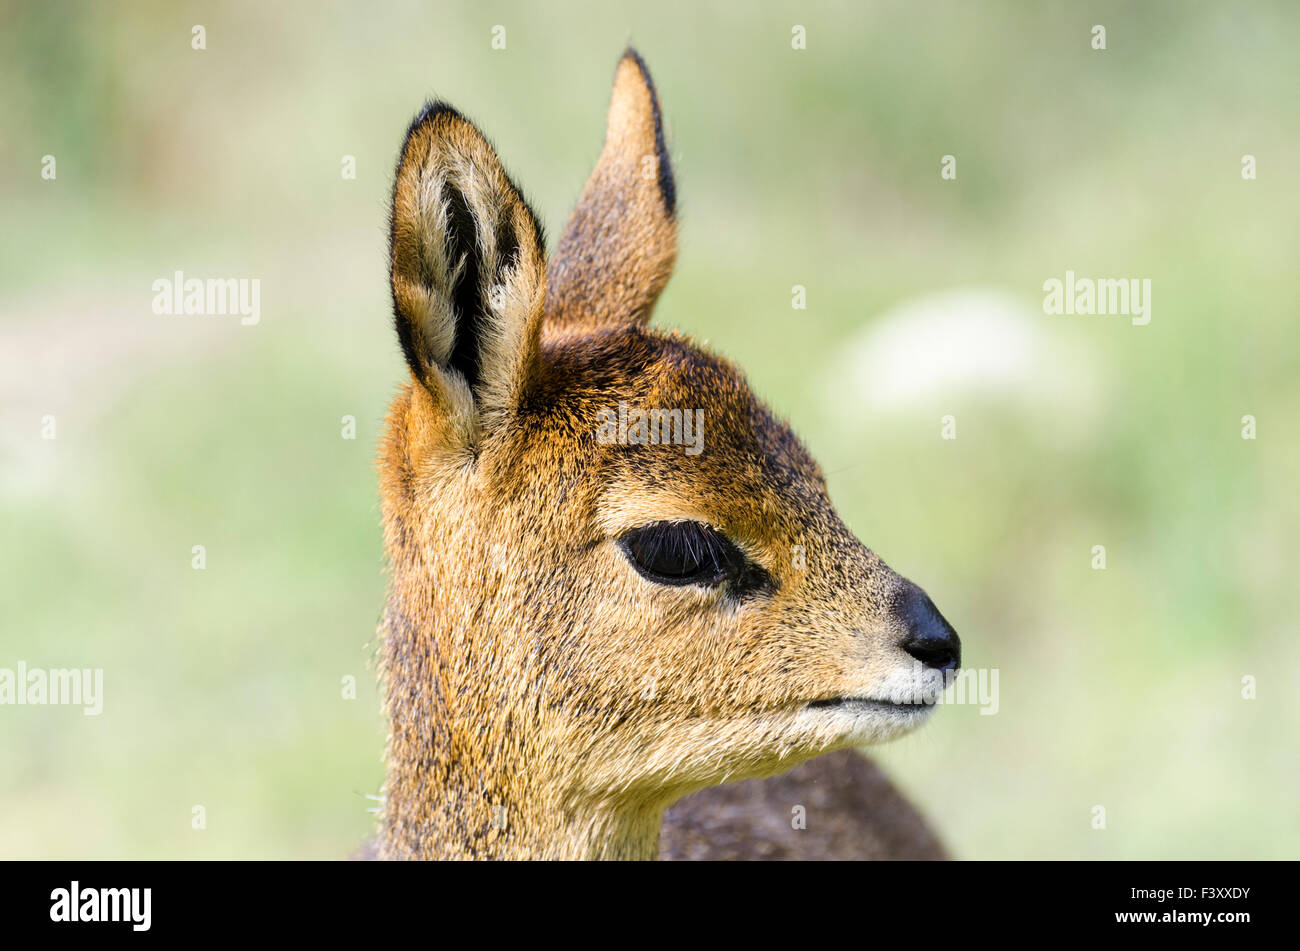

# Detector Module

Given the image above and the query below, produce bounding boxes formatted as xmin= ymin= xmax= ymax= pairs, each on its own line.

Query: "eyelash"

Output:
xmin=617 ymin=521 xmax=774 ymax=596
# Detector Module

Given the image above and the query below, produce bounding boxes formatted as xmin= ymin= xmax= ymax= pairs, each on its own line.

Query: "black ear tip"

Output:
xmin=623 ymin=46 xmax=648 ymax=73
xmin=621 ymin=48 xmax=661 ymax=104
xmin=418 ymin=99 xmax=463 ymax=122
xmin=404 ymin=99 xmax=464 ymax=140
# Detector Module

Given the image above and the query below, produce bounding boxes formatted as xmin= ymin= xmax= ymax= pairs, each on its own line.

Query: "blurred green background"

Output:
xmin=1 ymin=1 xmax=1296 ymax=859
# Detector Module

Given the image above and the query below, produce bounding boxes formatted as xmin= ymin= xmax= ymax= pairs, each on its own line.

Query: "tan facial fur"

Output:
xmin=377 ymin=49 xmax=958 ymax=860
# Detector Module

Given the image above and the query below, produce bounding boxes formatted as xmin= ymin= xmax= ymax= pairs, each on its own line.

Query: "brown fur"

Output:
xmin=374 ymin=49 xmax=958 ymax=860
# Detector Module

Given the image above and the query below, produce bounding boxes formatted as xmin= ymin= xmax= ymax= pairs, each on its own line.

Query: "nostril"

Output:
xmin=899 ymin=589 xmax=961 ymax=672
xmin=903 ymin=637 xmax=959 ymax=672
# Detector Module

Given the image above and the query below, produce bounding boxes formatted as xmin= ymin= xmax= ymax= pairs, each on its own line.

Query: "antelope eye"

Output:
xmin=618 ymin=521 xmax=747 ymax=587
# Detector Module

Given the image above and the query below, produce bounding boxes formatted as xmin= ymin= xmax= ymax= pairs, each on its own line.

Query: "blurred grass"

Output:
xmin=1 ymin=1 xmax=1297 ymax=858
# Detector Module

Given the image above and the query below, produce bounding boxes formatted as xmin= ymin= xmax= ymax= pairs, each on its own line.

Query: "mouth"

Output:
xmin=805 ymin=696 xmax=937 ymax=715
xmin=794 ymin=692 xmax=939 ymax=745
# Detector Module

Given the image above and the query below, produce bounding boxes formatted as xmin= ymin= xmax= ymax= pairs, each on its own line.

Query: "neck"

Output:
xmin=380 ymin=756 xmax=664 ymax=860
xmin=378 ymin=598 xmax=664 ymax=860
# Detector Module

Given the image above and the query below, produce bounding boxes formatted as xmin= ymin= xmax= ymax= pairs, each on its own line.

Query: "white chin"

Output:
xmin=797 ymin=698 xmax=936 ymax=745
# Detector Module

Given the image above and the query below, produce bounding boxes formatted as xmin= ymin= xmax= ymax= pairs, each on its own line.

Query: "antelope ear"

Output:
xmin=546 ymin=48 xmax=677 ymax=328
xmin=389 ymin=102 xmax=546 ymax=425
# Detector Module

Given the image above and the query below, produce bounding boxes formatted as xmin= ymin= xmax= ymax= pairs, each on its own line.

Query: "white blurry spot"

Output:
xmin=824 ymin=288 xmax=1105 ymax=442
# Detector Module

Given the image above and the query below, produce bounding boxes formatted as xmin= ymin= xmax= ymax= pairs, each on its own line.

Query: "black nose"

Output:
xmin=900 ymin=589 xmax=961 ymax=672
